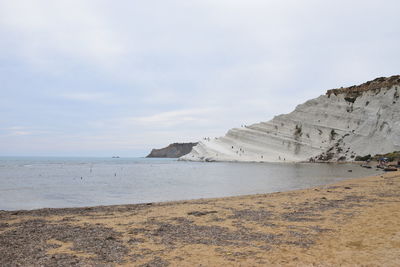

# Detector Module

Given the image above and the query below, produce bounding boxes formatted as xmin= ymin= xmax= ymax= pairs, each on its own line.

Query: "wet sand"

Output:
xmin=1 ymin=171 xmax=399 ymax=266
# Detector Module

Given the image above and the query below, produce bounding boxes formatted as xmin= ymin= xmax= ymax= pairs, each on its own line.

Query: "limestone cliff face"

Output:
xmin=181 ymin=76 xmax=400 ymax=162
xmin=146 ymin=142 xmax=198 ymax=158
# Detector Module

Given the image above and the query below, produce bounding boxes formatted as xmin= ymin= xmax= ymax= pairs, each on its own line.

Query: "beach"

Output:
xmin=1 ymin=171 xmax=399 ymax=266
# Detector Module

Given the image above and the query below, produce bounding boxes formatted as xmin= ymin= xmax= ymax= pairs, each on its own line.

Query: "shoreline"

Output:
xmin=0 ymin=160 xmax=381 ymax=212
xmin=0 ymin=168 xmax=382 ymax=213
xmin=1 ymin=171 xmax=399 ymax=266
xmin=180 ymin=157 xmax=386 ymax=165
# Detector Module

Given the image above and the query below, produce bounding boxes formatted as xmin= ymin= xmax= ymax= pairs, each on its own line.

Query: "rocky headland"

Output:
xmin=182 ymin=75 xmax=400 ymax=162
xmin=146 ymin=142 xmax=198 ymax=158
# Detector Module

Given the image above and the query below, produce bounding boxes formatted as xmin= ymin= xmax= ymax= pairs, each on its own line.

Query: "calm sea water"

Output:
xmin=0 ymin=157 xmax=381 ymax=210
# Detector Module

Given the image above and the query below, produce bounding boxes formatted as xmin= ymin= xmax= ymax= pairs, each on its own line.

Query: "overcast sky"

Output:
xmin=0 ymin=0 xmax=399 ymax=157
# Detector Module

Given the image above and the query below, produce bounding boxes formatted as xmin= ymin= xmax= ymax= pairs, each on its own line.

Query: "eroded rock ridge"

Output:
xmin=181 ymin=75 xmax=400 ymax=162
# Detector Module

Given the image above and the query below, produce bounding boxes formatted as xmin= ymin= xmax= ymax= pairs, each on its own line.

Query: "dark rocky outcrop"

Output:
xmin=326 ymin=75 xmax=400 ymax=99
xmin=146 ymin=142 xmax=198 ymax=158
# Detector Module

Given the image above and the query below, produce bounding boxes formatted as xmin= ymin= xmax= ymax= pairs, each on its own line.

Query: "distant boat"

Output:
xmin=112 ymin=156 xmax=120 ymax=158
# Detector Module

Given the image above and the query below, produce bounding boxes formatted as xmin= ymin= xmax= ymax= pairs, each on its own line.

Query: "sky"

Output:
xmin=0 ymin=0 xmax=399 ymax=157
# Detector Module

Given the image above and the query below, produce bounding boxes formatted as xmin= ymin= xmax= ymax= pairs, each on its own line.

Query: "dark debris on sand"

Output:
xmin=142 ymin=217 xmax=279 ymax=249
xmin=0 ymin=176 xmax=394 ymax=266
xmin=0 ymin=219 xmax=127 ymax=266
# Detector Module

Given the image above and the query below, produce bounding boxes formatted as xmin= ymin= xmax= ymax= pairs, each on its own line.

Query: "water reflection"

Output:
xmin=0 ymin=157 xmax=381 ymax=210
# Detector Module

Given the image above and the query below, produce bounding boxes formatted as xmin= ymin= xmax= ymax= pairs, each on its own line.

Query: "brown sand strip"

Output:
xmin=0 ymin=171 xmax=399 ymax=266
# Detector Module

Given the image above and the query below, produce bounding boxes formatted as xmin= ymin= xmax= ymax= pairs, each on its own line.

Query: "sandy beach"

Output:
xmin=1 ymin=171 xmax=399 ymax=266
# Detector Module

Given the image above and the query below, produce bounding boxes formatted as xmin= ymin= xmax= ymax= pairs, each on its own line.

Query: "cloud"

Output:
xmin=0 ymin=0 xmax=125 ymax=72
xmin=59 ymin=92 xmax=120 ymax=105
xmin=119 ymin=108 xmax=220 ymax=127
xmin=5 ymin=126 xmax=26 ymax=131
xmin=0 ymin=126 xmax=30 ymax=136
xmin=11 ymin=131 xmax=32 ymax=136
xmin=1 ymin=126 xmax=48 ymax=137
xmin=0 ymin=0 xmax=399 ymax=156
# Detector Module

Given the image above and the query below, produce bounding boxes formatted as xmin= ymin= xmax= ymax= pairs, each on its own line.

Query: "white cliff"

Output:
xmin=181 ymin=76 xmax=400 ymax=162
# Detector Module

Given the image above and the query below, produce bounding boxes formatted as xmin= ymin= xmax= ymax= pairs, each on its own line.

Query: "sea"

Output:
xmin=0 ymin=157 xmax=382 ymax=211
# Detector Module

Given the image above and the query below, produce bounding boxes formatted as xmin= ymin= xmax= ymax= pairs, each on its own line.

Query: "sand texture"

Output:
xmin=1 ymin=171 xmax=399 ymax=266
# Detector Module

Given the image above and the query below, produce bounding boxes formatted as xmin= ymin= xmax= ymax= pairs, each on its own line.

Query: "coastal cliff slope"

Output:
xmin=181 ymin=76 xmax=400 ymax=162
xmin=146 ymin=142 xmax=198 ymax=158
